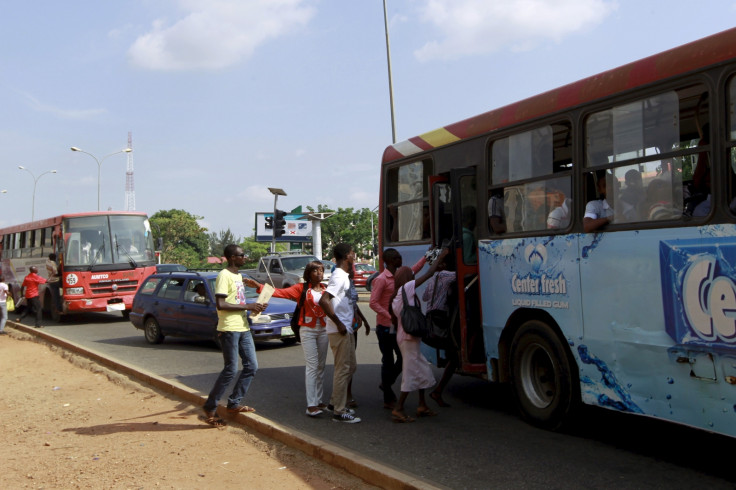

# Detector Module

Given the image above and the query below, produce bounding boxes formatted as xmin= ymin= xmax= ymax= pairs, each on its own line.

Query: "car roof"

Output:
xmin=147 ymin=270 xmax=220 ymax=280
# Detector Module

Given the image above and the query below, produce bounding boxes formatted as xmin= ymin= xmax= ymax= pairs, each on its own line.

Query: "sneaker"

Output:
xmin=326 ymin=405 xmax=354 ymax=415
xmin=305 ymin=408 xmax=323 ymax=417
xmin=332 ymin=412 xmax=361 ymax=423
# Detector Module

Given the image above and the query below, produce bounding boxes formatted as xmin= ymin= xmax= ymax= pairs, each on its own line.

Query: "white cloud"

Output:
xmin=127 ymin=0 xmax=316 ymax=71
xmin=22 ymin=92 xmax=106 ymax=120
xmin=414 ymin=0 xmax=618 ymax=61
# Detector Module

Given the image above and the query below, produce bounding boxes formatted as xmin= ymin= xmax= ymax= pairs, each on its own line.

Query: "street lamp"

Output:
xmin=70 ymin=146 xmax=132 ymax=211
xmin=18 ymin=166 xmax=57 ymax=221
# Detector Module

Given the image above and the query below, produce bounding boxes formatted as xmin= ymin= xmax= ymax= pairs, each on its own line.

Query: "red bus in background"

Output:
xmin=0 ymin=212 xmax=157 ymax=321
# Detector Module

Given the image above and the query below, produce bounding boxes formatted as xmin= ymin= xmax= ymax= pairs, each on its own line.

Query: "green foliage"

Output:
xmin=208 ymin=228 xmax=242 ymax=257
xmin=240 ymin=236 xmax=270 ymax=268
xmin=312 ymin=205 xmax=377 ymax=260
xmin=150 ymin=209 xmax=209 ymax=268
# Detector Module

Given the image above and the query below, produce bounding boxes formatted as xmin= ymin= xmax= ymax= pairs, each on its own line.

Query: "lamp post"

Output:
xmin=70 ymin=146 xmax=132 ymax=211
xmin=18 ymin=166 xmax=57 ymax=221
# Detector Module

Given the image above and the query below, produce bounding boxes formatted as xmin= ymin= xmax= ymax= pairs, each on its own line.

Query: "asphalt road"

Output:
xmin=19 ymin=304 xmax=736 ymax=489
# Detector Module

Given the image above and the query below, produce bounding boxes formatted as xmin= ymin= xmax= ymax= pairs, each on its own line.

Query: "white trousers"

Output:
xmin=300 ymin=325 xmax=329 ymax=408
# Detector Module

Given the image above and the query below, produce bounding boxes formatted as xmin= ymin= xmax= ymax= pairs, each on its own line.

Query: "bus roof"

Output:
xmin=382 ymin=27 xmax=736 ymax=165
xmin=0 ymin=211 xmax=150 ymax=235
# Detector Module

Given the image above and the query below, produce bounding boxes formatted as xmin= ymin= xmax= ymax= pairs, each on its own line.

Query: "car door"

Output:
xmin=178 ymin=278 xmax=217 ymax=339
xmin=153 ymin=277 xmax=186 ymax=335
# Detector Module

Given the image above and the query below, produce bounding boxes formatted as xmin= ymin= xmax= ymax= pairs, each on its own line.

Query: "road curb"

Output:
xmin=7 ymin=322 xmax=445 ymax=490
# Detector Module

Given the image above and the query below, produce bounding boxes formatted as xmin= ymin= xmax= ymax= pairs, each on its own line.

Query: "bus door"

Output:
xmin=429 ymin=168 xmax=485 ymax=374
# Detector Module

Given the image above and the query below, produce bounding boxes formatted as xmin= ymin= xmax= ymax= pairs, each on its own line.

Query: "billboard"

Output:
xmin=255 ymin=212 xmax=312 ymax=243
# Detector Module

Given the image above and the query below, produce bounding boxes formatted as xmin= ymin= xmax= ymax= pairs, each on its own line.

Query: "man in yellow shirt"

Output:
xmin=203 ymin=244 xmax=266 ymax=427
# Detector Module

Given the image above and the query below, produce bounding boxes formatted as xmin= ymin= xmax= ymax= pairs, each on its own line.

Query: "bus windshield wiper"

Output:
xmin=88 ymin=236 xmax=106 ymax=270
xmin=115 ymin=234 xmax=138 ymax=268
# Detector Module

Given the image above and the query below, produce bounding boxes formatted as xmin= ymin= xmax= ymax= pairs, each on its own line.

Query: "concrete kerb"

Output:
xmin=7 ymin=322 xmax=444 ymax=490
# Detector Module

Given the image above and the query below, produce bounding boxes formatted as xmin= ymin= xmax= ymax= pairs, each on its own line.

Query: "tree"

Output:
xmin=150 ymin=209 xmax=209 ymax=268
xmin=208 ymin=228 xmax=242 ymax=257
xmin=310 ymin=205 xmax=376 ymax=260
xmin=240 ymin=236 xmax=271 ymax=269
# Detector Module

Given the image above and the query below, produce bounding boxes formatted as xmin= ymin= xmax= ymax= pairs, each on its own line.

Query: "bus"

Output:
xmin=378 ymin=27 xmax=736 ymax=438
xmin=0 ymin=211 xmax=158 ymax=321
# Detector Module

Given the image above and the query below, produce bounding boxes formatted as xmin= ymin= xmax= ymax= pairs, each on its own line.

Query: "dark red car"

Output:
xmin=353 ymin=263 xmax=377 ymax=288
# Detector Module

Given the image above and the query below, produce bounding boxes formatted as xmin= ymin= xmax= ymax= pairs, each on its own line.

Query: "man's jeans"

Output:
xmin=376 ymin=325 xmax=402 ymax=403
xmin=204 ymin=330 xmax=258 ymax=412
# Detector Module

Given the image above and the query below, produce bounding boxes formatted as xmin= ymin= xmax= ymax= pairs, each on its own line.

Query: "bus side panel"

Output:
xmin=578 ymin=226 xmax=736 ymax=437
xmin=479 ymin=236 xmax=584 ymax=379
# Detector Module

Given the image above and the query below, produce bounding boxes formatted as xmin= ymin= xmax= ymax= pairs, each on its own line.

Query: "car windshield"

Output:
xmin=356 ymin=264 xmax=375 ymax=272
xmin=281 ymin=256 xmax=319 ymax=272
xmin=206 ymin=278 xmax=259 ymax=299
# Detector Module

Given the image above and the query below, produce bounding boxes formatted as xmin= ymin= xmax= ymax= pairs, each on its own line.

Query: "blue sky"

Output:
xmin=1 ymin=0 xmax=735 ymax=241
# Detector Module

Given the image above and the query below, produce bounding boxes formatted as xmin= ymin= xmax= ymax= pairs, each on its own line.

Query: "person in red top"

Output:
xmin=18 ymin=266 xmax=47 ymax=328
xmin=248 ymin=261 xmax=330 ymax=417
xmin=369 ymin=248 xmax=426 ymax=409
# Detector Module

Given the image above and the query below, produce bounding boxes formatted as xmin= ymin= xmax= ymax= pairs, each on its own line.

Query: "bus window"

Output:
xmin=585 ymin=85 xmax=707 ymax=225
xmin=728 ymin=76 xmax=736 ymax=214
xmin=386 ymin=160 xmax=432 ymax=243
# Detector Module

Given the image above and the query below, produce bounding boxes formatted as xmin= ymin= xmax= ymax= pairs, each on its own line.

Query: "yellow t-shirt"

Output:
xmin=215 ymin=269 xmax=250 ymax=332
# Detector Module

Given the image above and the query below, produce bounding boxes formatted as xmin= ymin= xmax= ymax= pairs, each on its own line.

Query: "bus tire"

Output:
xmin=144 ymin=317 xmax=164 ymax=344
xmin=509 ymin=319 xmax=578 ymax=431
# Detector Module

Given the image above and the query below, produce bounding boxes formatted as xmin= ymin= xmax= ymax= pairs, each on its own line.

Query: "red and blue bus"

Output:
xmin=378 ymin=28 xmax=736 ymax=437
xmin=0 ymin=211 xmax=157 ymax=320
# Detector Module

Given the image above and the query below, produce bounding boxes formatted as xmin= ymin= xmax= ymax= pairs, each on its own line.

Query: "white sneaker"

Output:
xmin=332 ymin=412 xmax=361 ymax=423
xmin=306 ymin=408 xmax=323 ymax=417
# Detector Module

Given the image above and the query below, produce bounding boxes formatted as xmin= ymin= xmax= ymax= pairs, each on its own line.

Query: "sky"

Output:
xmin=1 ymin=0 xmax=735 ymax=241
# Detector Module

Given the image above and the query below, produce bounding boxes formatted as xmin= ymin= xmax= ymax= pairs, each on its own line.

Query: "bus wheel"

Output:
xmin=510 ymin=320 xmax=578 ymax=431
xmin=144 ymin=317 xmax=164 ymax=344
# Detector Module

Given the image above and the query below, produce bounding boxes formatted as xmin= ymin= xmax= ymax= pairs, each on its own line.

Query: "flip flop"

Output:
xmin=391 ymin=412 xmax=415 ymax=423
xmin=416 ymin=407 xmax=438 ymax=417
xmin=227 ymin=405 xmax=256 ymax=413
xmin=201 ymin=410 xmax=227 ymax=427
xmin=430 ymin=392 xmax=451 ymax=407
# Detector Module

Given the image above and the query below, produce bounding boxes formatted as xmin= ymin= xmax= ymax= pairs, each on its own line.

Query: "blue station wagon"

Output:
xmin=130 ymin=271 xmax=297 ymax=348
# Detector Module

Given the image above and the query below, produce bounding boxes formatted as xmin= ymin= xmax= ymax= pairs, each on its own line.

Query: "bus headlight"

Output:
xmin=65 ymin=287 xmax=84 ymax=295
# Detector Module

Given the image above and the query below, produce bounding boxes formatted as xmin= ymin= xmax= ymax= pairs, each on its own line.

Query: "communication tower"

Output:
xmin=124 ymin=131 xmax=135 ymax=211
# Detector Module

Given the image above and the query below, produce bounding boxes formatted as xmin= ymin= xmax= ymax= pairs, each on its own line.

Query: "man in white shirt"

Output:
xmin=319 ymin=243 xmax=361 ymax=423
xmin=584 ymin=174 xmax=614 ymax=232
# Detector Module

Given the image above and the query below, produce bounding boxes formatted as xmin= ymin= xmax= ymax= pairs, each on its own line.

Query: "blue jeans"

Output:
xmin=204 ymin=330 xmax=258 ymax=412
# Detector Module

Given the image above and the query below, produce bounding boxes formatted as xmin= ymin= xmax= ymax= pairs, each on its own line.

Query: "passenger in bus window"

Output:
xmin=618 ymin=169 xmax=645 ymax=222
xmin=583 ymin=173 xmax=614 ymax=232
xmin=647 ymin=179 xmax=680 ymax=220
xmin=546 ymin=186 xmax=572 ymax=230
xmin=461 ymin=206 xmax=477 ymax=265
xmin=487 ymin=190 xmax=506 ymax=234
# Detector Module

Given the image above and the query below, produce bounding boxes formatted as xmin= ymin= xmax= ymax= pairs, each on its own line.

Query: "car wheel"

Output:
xmin=143 ymin=317 xmax=164 ymax=344
xmin=509 ymin=319 xmax=579 ymax=431
xmin=281 ymin=337 xmax=298 ymax=345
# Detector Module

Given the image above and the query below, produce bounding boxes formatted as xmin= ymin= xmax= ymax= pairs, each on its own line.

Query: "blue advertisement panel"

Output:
xmin=479 ymin=225 xmax=736 ymax=438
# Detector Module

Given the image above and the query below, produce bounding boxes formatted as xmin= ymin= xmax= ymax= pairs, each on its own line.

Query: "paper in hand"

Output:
xmin=250 ymin=283 xmax=274 ymax=322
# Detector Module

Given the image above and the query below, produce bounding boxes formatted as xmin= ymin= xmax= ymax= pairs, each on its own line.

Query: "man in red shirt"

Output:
xmin=369 ymin=249 xmax=426 ymax=409
xmin=18 ymin=266 xmax=47 ymax=328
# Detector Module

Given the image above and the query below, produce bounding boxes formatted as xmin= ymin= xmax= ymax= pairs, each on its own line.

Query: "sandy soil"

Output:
xmin=0 ymin=329 xmax=378 ymax=489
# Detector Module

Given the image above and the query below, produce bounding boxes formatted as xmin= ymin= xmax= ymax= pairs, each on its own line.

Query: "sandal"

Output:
xmin=416 ymin=407 xmax=438 ymax=417
xmin=391 ymin=412 xmax=415 ymax=423
xmin=430 ymin=391 xmax=451 ymax=407
xmin=227 ymin=405 xmax=256 ymax=413
xmin=202 ymin=410 xmax=226 ymax=427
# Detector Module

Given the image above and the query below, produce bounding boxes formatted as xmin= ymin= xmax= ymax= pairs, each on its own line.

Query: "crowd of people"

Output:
xmin=202 ymin=242 xmax=456 ymax=426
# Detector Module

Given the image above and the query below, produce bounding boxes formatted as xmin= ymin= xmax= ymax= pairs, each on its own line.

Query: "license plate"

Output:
xmin=106 ymin=303 xmax=125 ymax=311
xmin=281 ymin=326 xmax=294 ymax=337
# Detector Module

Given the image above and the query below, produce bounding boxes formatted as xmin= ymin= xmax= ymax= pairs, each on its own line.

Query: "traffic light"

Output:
xmin=264 ymin=216 xmax=273 ymax=229
xmin=273 ymin=209 xmax=287 ymax=237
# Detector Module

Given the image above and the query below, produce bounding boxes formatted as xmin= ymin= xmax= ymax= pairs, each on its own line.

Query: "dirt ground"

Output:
xmin=0 ymin=329 xmax=379 ymax=489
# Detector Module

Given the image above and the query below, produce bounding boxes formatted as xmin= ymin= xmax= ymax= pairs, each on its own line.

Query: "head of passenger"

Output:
xmin=624 ymin=169 xmax=643 ymax=189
